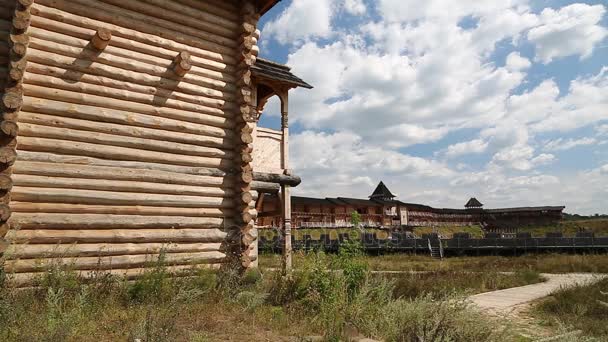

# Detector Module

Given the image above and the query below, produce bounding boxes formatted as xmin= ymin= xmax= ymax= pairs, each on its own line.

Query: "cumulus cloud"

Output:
xmin=544 ymin=137 xmax=597 ymax=151
xmin=444 ymin=139 xmax=489 ymax=158
xmin=597 ymin=124 xmax=608 ymax=136
xmin=343 ymin=0 xmax=366 ymax=15
xmin=528 ymin=4 xmax=608 ymax=63
xmin=263 ymin=0 xmax=334 ymax=44
xmin=259 ymin=0 xmax=608 ymax=214
xmin=505 ymin=52 xmax=532 ymax=71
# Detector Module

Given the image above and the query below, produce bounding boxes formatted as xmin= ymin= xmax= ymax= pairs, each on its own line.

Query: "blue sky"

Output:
xmin=257 ymin=0 xmax=608 ymax=214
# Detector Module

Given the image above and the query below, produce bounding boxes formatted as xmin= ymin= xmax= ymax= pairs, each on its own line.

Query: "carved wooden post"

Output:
xmin=280 ymin=95 xmax=292 ymax=272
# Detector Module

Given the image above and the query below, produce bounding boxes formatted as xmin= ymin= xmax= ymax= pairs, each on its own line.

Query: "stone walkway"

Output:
xmin=469 ymin=273 xmax=606 ymax=313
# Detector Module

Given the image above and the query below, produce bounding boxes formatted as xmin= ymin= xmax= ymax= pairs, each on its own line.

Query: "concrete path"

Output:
xmin=469 ymin=273 xmax=606 ymax=313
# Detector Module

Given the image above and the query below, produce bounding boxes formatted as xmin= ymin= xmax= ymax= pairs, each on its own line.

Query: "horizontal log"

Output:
xmin=29 ymin=14 xmax=234 ymax=74
xmin=6 ymin=228 xmax=228 ymax=243
xmin=29 ymin=26 xmax=236 ymax=83
xmin=250 ymin=181 xmax=280 ymax=193
xmin=10 ymin=202 xmax=235 ymax=217
xmin=94 ymin=0 xmax=237 ymax=47
xmin=6 ymin=242 xmax=224 ymax=258
xmin=23 ymin=82 xmax=234 ymax=128
xmin=32 ymin=1 xmax=237 ymax=64
xmin=11 ymin=186 xmax=235 ymax=208
xmin=141 ymin=0 xmax=239 ymax=31
xmin=17 ymin=151 xmax=229 ymax=178
xmin=13 ymin=161 xmax=232 ymax=187
xmin=5 ymin=251 xmax=227 ymax=272
xmin=253 ymin=172 xmax=302 ymax=187
xmin=174 ymin=0 xmax=239 ymax=22
xmin=22 ymin=97 xmax=234 ymax=139
xmin=24 ymin=58 xmax=234 ymax=111
xmin=8 ymin=264 xmax=222 ymax=287
xmin=26 ymin=60 xmax=233 ymax=108
xmin=9 ymin=213 xmax=228 ymax=229
xmin=12 ymin=174 xmax=234 ymax=198
xmin=27 ymin=42 xmax=236 ymax=98
xmin=18 ymin=122 xmax=234 ymax=159
xmin=100 ymin=0 xmax=238 ymax=41
xmin=19 ymin=111 xmax=232 ymax=150
xmin=0 ymin=18 xmax=10 ymax=32
xmin=17 ymin=137 xmax=234 ymax=169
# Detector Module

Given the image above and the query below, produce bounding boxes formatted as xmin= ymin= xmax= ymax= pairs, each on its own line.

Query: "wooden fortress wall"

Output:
xmin=0 ymin=0 xmax=262 ymax=285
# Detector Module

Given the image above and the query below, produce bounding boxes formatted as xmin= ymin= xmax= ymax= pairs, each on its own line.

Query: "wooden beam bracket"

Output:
xmin=91 ymin=28 xmax=112 ymax=50
xmin=173 ymin=51 xmax=192 ymax=77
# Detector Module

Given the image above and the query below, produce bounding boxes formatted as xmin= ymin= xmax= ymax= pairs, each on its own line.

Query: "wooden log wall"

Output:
xmin=0 ymin=0 xmax=29 ymax=256
xmin=1 ymin=0 xmax=263 ymax=279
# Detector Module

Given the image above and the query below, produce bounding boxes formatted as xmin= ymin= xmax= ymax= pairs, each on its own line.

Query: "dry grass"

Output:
xmin=533 ymin=277 xmax=608 ymax=339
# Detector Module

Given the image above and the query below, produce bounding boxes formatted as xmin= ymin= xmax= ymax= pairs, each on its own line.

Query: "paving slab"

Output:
xmin=469 ymin=273 xmax=606 ymax=313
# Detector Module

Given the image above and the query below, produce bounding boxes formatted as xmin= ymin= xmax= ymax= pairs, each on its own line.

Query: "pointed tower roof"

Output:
xmin=369 ymin=181 xmax=396 ymax=200
xmin=465 ymin=197 xmax=483 ymax=208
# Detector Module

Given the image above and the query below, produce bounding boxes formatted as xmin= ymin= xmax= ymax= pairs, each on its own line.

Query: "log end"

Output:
xmin=1 ymin=121 xmax=18 ymax=137
xmin=0 ymin=204 xmax=11 ymax=221
xmin=0 ymin=148 xmax=17 ymax=165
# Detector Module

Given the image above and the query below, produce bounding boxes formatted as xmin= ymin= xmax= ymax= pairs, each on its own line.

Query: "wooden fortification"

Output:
xmin=0 ymin=0 xmax=309 ymax=285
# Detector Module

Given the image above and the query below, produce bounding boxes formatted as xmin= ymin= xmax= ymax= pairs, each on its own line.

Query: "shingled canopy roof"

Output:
xmin=465 ymin=197 xmax=483 ymax=208
xmin=252 ymin=58 xmax=313 ymax=89
xmin=369 ymin=181 xmax=396 ymax=200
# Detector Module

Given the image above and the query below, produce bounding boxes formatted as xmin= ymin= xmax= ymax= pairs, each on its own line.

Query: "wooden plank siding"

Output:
xmin=1 ymin=0 xmax=261 ymax=279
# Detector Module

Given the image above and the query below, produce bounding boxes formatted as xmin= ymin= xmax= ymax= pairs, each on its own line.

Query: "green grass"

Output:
xmin=533 ymin=277 xmax=608 ymax=339
xmin=260 ymin=252 xmax=608 ymax=274
xmin=0 ymin=250 xmax=528 ymax=342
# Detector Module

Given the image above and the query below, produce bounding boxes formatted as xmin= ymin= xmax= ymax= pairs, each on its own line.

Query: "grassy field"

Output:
xmin=533 ymin=277 xmax=608 ymax=339
xmin=412 ymin=224 xmax=484 ymax=237
xmin=518 ymin=218 xmax=608 ymax=237
xmin=0 ymin=250 xmax=548 ymax=342
xmin=260 ymin=252 xmax=608 ymax=273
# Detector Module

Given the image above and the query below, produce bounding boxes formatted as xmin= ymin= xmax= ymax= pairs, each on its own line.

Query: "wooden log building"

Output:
xmin=0 ymin=0 xmax=312 ymax=284
xmin=257 ymin=181 xmax=565 ymax=230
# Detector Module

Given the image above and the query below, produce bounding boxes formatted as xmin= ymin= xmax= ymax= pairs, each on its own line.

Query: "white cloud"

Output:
xmin=290 ymin=130 xmax=454 ymax=197
xmin=544 ymin=137 xmax=597 ymax=151
xmin=505 ymin=51 xmax=531 ymax=71
xmin=259 ymin=0 xmax=608 ymax=214
xmin=528 ymin=4 xmax=608 ymax=63
xmin=597 ymin=124 xmax=608 ymax=136
xmin=263 ymin=0 xmax=334 ymax=44
xmin=444 ymin=139 xmax=489 ymax=158
xmin=343 ymin=0 xmax=366 ymax=15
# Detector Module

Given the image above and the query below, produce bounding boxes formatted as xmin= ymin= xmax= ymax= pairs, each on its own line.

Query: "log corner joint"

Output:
xmin=0 ymin=0 xmax=33 ymax=250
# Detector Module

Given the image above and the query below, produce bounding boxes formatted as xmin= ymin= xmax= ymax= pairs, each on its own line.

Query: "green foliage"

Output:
xmin=126 ymin=255 xmax=173 ymax=304
xmin=350 ymin=210 xmax=362 ymax=227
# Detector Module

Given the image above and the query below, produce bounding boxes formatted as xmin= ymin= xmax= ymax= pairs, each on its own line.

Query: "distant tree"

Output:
xmin=350 ymin=210 xmax=361 ymax=228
